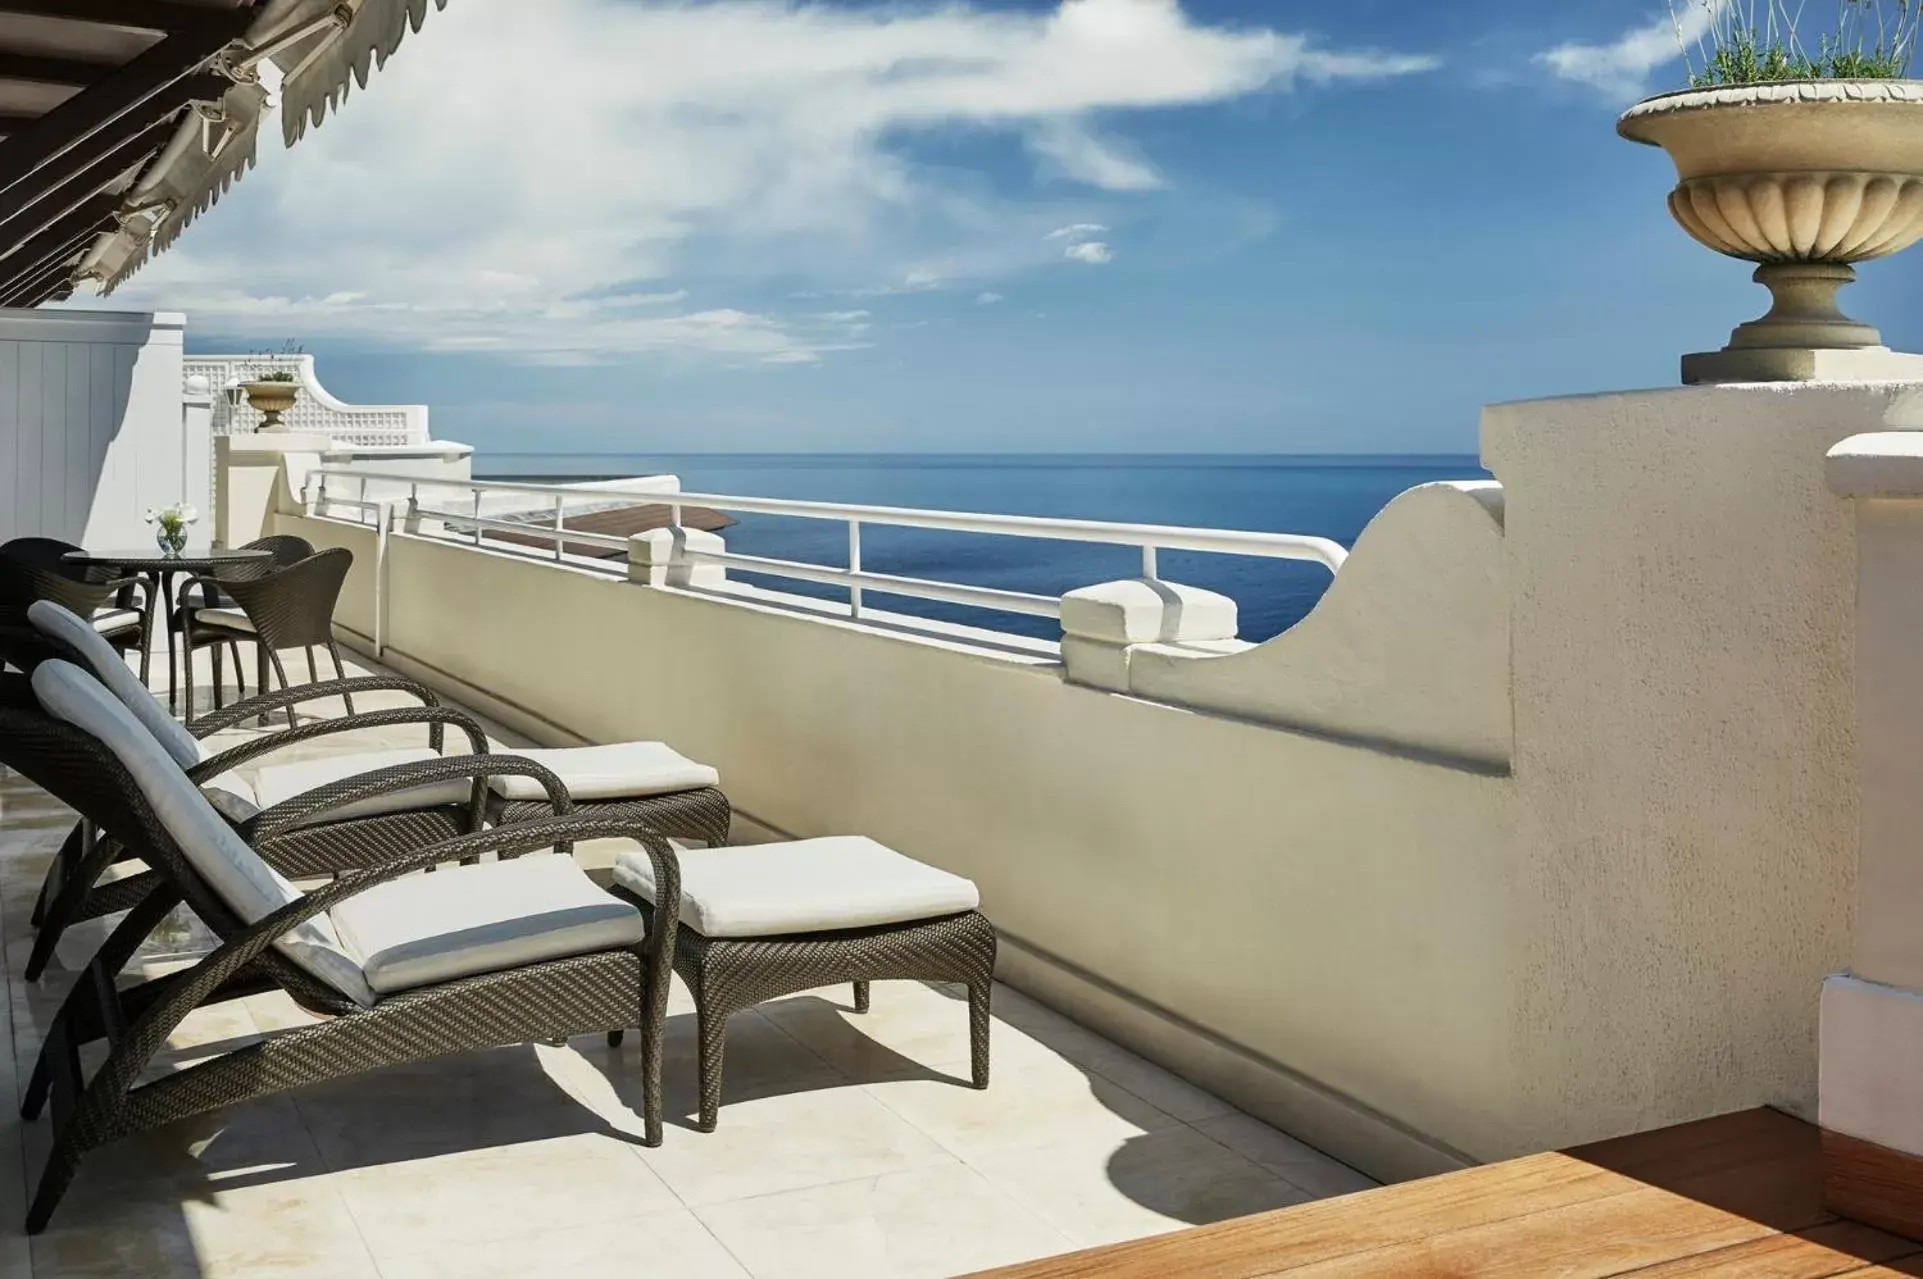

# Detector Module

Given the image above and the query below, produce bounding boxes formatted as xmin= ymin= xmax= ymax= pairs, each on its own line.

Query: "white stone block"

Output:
xmin=1820 ymin=974 xmax=1923 ymax=1157
xmin=1059 ymin=578 xmax=1238 ymax=645
xmin=628 ymin=527 xmax=727 ymax=589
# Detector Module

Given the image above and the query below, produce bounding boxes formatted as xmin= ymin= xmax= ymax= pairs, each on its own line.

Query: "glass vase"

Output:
xmin=155 ymin=524 xmax=188 ymax=557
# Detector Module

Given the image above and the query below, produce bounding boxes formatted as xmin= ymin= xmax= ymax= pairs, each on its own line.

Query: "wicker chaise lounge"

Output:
xmin=608 ymin=837 xmax=996 ymax=1131
xmin=15 ymin=600 xmax=512 ymax=981
xmin=4 ymin=661 xmax=685 ymax=1233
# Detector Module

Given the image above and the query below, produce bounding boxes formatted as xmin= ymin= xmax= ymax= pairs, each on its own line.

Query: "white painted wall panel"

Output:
xmin=0 ymin=309 xmax=187 ymax=550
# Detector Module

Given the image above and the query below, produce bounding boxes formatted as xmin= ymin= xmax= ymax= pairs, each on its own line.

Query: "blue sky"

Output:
xmin=101 ymin=0 xmax=1923 ymax=454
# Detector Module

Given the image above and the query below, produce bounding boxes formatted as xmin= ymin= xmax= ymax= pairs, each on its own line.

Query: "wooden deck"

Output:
xmin=969 ymin=1109 xmax=1923 ymax=1277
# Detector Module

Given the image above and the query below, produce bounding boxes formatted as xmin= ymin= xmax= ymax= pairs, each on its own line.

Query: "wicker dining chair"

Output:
xmin=2 ymin=663 xmax=682 ymax=1233
xmin=0 ymin=548 xmax=148 ymax=676
xmin=181 ymin=546 xmax=355 ymax=726
xmin=174 ymin=535 xmax=314 ymax=707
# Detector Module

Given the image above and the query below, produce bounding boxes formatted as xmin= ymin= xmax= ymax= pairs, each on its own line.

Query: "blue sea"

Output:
xmin=475 ymin=454 xmax=1488 ymax=643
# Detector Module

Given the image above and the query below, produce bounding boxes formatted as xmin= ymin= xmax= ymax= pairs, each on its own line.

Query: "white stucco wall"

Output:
xmin=264 ymin=378 xmax=1899 ymax=1175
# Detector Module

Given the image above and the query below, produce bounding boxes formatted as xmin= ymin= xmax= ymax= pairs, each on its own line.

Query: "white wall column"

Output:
xmin=1821 ymin=427 xmax=1923 ymax=1235
xmin=214 ymin=432 xmax=332 ymax=549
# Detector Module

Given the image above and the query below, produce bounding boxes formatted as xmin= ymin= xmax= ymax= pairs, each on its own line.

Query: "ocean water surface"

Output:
xmin=477 ymin=454 xmax=1487 ymax=643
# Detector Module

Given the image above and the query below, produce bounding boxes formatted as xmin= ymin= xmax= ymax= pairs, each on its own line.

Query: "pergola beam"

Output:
xmin=0 ymin=51 xmax=112 ymax=88
xmin=0 ymin=218 xmax=113 ymax=306
xmin=0 ymin=115 xmax=174 ymax=260
xmin=0 ymin=189 xmax=118 ymax=293
xmin=0 ymin=1 xmax=244 ymax=33
xmin=0 ymin=14 xmax=254 ymax=204
xmin=0 ymin=70 xmax=222 ymax=232
xmin=1 ymin=253 xmax=82 ymax=308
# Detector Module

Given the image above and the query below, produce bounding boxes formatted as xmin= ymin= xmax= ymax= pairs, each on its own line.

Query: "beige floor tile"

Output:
xmin=637 ymin=1086 xmax=956 ymax=1207
xmin=30 ymin=1176 xmax=379 ymax=1279
xmin=333 ymin=1131 xmax=679 ymax=1256
xmin=862 ymin=1048 xmax=1181 ymax=1166
xmin=984 ymin=989 xmax=1236 ymax=1124
xmin=970 ymin=1125 xmax=1310 ymax=1249
xmin=1191 ymin=1111 xmax=1378 ymax=1198
xmin=373 ymin=1209 xmax=749 ymax=1279
xmin=695 ymin=1163 xmax=1070 ymax=1279
xmin=758 ymin=981 xmax=1002 ymax=1085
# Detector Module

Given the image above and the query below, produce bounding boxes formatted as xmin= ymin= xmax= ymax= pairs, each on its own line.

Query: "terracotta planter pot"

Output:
xmin=242 ymin=379 xmax=300 ymax=430
xmin=1619 ymin=81 xmax=1923 ymax=380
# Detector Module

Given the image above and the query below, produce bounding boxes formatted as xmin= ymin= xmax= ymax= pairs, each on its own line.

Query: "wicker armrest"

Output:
xmin=175 ymin=573 xmax=230 ymax=615
xmin=189 ymin=675 xmax=452 ymax=742
xmin=188 ymin=706 xmax=490 ymax=781
xmin=242 ymin=753 xmax=574 ymax=850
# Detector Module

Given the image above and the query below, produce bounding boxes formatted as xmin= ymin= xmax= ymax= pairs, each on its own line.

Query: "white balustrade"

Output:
xmin=184 ymin=355 xmax=429 ymax=447
xmin=304 ymin=467 xmax=1346 ymax=628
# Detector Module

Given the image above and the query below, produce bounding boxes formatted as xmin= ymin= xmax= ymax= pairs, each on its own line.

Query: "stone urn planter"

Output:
xmin=241 ymin=377 xmax=300 ymax=431
xmin=1618 ymin=80 xmax=1923 ymax=382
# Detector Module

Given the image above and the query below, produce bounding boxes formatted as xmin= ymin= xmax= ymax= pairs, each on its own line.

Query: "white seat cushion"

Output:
xmin=32 ymin=661 xmax=375 ymax=1007
xmin=91 ymin=607 xmax=142 ymax=635
xmin=194 ymin=605 xmax=255 ymax=635
xmin=611 ymin=836 xmax=980 ymax=938
xmin=485 ymin=742 xmax=720 ymax=802
xmin=252 ymin=748 xmax=473 ymax=827
xmin=331 ymin=853 xmax=646 ymax=995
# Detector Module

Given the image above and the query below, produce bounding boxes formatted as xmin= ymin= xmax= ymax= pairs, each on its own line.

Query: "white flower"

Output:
xmin=143 ymin=507 xmax=156 ymax=523
xmin=178 ymin=504 xmax=197 ymax=524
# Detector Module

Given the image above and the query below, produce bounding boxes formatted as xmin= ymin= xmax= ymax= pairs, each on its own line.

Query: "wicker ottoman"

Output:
xmin=483 ymin=741 xmax=732 ymax=847
xmin=607 ymin=836 xmax=996 ymax=1131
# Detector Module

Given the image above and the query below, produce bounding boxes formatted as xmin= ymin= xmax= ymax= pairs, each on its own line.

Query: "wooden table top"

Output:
xmin=965 ymin=1108 xmax=1923 ymax=1278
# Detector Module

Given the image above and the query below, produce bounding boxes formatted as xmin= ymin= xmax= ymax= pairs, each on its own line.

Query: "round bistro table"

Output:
xmin=62 ymin=547 xmax=272 ymax=712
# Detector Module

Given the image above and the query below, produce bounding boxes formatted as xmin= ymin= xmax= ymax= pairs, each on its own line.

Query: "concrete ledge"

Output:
xmin=1828 ymin=431 xmax=1923 ymax=499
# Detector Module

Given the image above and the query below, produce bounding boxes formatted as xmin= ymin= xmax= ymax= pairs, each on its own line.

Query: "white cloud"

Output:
xmin=1063 ymin=241 xmax=1115 ymax=264
xmin=975 ymin=291 xmax=1005 ymax=305
xmin=1046 ymin=223 xmax=1112 ymax=241
xmin=1537 ymin=1 xmax=1725 ymax=97
xmin=106 ymin=0 xmax=1435 ymax=362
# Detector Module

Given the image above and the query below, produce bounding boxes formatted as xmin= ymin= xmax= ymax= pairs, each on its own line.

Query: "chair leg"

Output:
xmin=28 ymin=821 xmax=82 ymax=928
xmin=24 ymin=1123 xmax=85 ymax=1234
xmin=328 ymin=642 xmax=355 ymax=716
xmin=211 ymin=642 xmax=224 ymax=712
xmin=696 ymin=998 xmax=730 ymax=1133
xmin=266 ymin=648 xmax=296 ymax=730
xmin=256 ymin=642 xmax=270 ymax=726
xmin=853 ymin=980 xmax=871 ymax=1013
xmin=25 ymin=825 xmax=122 ymax=983
xmin=228 ymin=641 xmax=245 ymax=700
xmin=968 ymin=982 xmax=992 ymax=1089
xmin=181 ymin=627 xmax=197 ymax=726
xmin=304 ymin=645 xmax=319 ymax=687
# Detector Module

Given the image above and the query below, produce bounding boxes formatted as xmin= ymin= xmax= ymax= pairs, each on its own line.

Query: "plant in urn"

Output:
xmin=1619 ymin=1 xmax=1923 ymax=382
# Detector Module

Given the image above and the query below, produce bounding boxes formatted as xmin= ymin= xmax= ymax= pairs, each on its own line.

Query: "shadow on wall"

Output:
xmin=0 ymin=310 xmax=188 ymax=549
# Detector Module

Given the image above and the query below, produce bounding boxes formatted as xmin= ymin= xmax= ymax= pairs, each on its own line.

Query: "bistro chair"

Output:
xmin=0 ymin=544 xmax=148 ymax=677
xmin=3 ymin=659 xmax=682 ymax=1233
xmin=181 ymin=546 xmax=355 ymax=726
xmin=174 ymin=534 xmax=314 ymax=707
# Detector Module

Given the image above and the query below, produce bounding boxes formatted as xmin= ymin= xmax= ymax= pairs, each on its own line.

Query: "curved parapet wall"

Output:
xmin=1127 ymin=480 xmax=1511 ymax=771
xmin=185 ymin=354 xmax=429 ymax=446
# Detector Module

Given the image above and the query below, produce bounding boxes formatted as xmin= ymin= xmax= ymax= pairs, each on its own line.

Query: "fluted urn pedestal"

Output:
xmin=1619 ymin=81 xmax=1923 ymax=384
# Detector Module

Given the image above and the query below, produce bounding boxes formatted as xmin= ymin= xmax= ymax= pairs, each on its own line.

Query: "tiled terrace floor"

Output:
xmin=0 ymin=650 xmax=1374 ymax=1278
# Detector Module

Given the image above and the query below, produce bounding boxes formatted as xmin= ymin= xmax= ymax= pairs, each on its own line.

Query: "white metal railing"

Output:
xmin=304 ymin=468 xmax=1347 ymax=628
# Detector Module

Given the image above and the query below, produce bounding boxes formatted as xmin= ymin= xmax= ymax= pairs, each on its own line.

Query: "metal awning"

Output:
xmin=0 ymin=0 xmax=447 ymax=308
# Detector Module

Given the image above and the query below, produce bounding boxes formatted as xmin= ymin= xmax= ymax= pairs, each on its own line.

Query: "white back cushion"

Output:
xmin=27 ymin=600 xmax=200 ymax=769
xmin=31 ymin=661 xmax=375 ymax=1007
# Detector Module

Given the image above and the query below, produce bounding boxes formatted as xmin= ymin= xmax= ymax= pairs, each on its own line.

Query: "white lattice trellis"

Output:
xmin=184 ymin=355 xmax=429 ymax=447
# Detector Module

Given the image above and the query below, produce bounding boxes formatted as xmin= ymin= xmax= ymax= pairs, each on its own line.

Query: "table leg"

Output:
xmin=162 ymin=571 xmax=179 ymax=713
xmin=135 ymin=571 xmax=158 ymax=691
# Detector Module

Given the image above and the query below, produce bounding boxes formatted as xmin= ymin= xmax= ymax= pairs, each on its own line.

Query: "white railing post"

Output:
xmin=1142 ymin=545 xmax=1159 ymax=580
xmin=374 ymin=501 xmax=391 ymax=657
xmin=404 ymin=485 xmax=422 ymax=536
xmin=849 ymin=520 xmax=864 ymax=619
xmin=552 ymin=494 xmax=566 ymax=562
xmin=471 ymin=491 xmax=483 ymax=547
xmin=359 ymin=476 xmax=370 ymax=527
